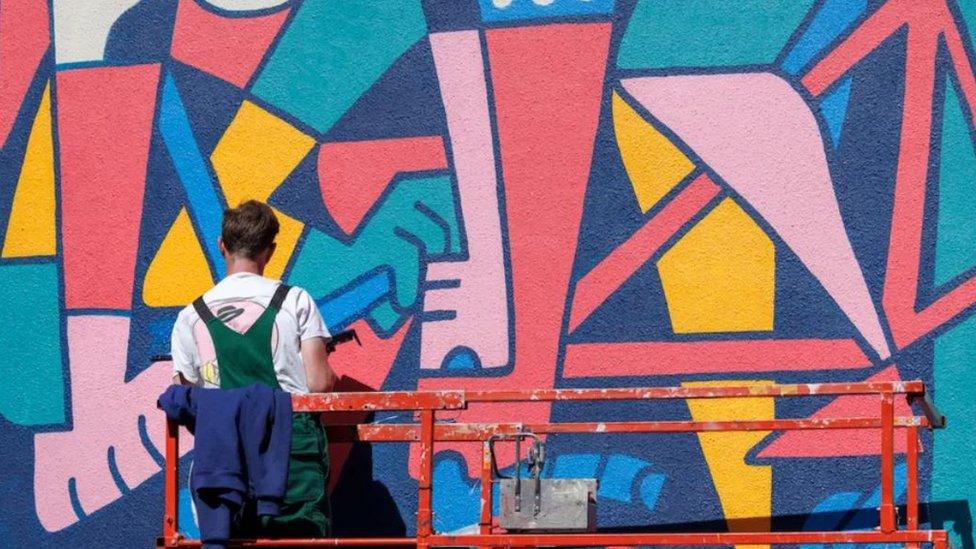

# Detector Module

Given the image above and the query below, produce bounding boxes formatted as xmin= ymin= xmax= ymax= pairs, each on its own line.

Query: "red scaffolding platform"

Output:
xmin=158 ymin=380 xmax=948 ymax=548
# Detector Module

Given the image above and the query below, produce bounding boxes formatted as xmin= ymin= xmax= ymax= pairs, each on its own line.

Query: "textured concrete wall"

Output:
xmin=0 ymin=0 xmax=974 ymax=546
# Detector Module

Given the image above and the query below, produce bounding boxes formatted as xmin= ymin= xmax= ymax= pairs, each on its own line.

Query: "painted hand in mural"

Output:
xmin=412 ymin=21 xmax=613 ymax=477
xmin=418 ymin=31 xmax=512 ymax=371
xmin=33 ymin=317 xmax=192 ymax=532
xmin=291 ymin=174 xmax=463 ymax=333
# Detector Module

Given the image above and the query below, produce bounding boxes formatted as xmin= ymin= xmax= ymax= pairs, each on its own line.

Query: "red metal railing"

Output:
xmin=158 ymin=380 xmax=947 ymax=548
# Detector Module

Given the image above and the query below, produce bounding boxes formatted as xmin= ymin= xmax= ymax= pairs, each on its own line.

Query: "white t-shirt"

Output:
xmin=170 ymin=272 xmax=331 ymax=394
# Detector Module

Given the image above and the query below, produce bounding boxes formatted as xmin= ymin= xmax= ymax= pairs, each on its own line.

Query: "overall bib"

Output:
xmin=192 ymin=283 xmax=332 ymax=538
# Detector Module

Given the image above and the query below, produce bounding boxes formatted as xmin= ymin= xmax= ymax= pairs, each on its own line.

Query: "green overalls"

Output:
xmin=192 ymin=283 xmax=332 ymax=538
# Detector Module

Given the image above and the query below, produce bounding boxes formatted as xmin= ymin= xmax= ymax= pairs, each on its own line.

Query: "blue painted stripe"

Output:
xmin=159 ymin=71 xmax=226 ymax=278
xmin=149 ymin=315 xmax=179 ymax=358
xmin=639 ymin=473 xmax=666 ymax=511
xmin=551 ymin=453 xmax=601 ymax=479
xmin=316 ymin=270 xmax=391 ymax=330
xmin=140 ymin=414 xmax=165 ymax=468
xmin=107 ymin=446 xmax=128 ymax=495
xmin=68 ymin=477 xmax=86 ymax=521
xmin=820 ymin=77 xmax=853 ymax=147
xmin=781 ymin=0 xmax=867 ymax=75
xmin=179 ymin=488 xmax=201 ymax=538
xmin=599 ymin=454 xmax=648 ymax=502
xmin=845 ymin=462 xmax=907 ymax=530
xmin=479 ymin=0 xmax=615 ymax=22
xmin=800 ymin=491 xmax=861 ymax=549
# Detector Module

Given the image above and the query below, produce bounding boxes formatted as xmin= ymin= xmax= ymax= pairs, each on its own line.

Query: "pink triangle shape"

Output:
xmin=757 ymin=366 xmax=914 ymax=458
xmin=621 ymin=73 xmax=890 ymax=359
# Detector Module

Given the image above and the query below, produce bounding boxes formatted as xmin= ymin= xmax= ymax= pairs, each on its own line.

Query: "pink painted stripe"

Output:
xmin=881 ymin=28 xmax=939 ymax=348
xmin=563 ymin=338 xmax=871 ymax=377
xmin=800 ymin=0 xmax=908 ymax=97
xmin=884 ymin=12 xmax=976 ymax=348
xmin=803 ymin=0 xmax=976 ymax=349
xmin=758 ymin=365 xmax=911 ymax=458
xmin=59 ymin=64 xmax=160 ymax=310
xmin=421 ymin=30 xmax=510 ymax=369
xmin=415 ymin=22 xmax=612 ymax=477
xmin=0 ymin=0 xmax=49 ymax=148
xmin=568 ymin=173 xmax=721 ymax=332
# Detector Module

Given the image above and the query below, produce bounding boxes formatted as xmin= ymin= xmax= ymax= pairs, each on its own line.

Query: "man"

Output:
xmin=171 ymin=199 xmax=336 ymax=538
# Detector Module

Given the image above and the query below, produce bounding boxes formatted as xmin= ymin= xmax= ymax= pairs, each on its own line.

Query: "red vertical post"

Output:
xmin=906 ymin=424 xmax=920 ymax=528
xmin=880 ymin=391 xmax=896 ymax=533
xmin=479 ymin=440 xmax=494 ymax=549
xmin=906 ymin=424 xmax=920 ymax=549
xmin=417 ymin=409 xmax=435 ymax=549
xmin=163 ymin=417 xmax=180 ymax=546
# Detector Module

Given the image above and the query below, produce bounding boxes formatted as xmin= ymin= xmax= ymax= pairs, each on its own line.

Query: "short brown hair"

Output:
xmin=221 ymin=200 xmax=279 ymax=259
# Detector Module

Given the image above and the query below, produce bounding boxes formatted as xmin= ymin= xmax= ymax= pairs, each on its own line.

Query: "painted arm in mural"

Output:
xmin=290 ymin=173 xmax=464 ymax=334
xmin=418 ymin=31 xmax=511 ymax=371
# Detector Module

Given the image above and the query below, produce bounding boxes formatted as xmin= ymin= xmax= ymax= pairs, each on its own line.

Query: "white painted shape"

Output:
xmin=200 ymin=0 xmax=290 ymax=11
xmin=53 ymin=0 xmax=140 ymax=65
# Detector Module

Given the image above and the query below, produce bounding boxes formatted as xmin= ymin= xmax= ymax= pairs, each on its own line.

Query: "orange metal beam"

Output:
xmin=158 ymin=380 xmax=945 ymax=549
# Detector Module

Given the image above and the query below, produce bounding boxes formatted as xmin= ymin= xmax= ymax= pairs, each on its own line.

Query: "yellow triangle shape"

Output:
xmin=657 ymin=198 xmax=775 ymax=333
xmin=684 ymin=379 xmax=773 ymax=549
xmin=211 ymin=100 xmax=315 ymax=207
xmin=264 ymin=207 xmax=304 ymax=280
xmin=143 ymin=208 xmax=215 ymax=307
xmin=612 ymin=91 xmax=694 ymax=213
xmin=3 ymin=81 xmax=56 ymax=258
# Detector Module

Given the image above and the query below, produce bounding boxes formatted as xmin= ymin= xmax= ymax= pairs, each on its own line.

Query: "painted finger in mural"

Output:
xmin=34 ymin=317 xmax=192 ymax=531
xmin=293 ymin=174 xmax=462 ymax=333
xmin=420 ymin=30 xmax=511 ymax=371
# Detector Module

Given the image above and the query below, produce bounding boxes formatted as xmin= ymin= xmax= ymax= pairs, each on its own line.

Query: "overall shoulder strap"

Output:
xmin=192 ymin=296 xmax=216 ymax=323
xmin=268 ymin=284 xmax=292 ymax=312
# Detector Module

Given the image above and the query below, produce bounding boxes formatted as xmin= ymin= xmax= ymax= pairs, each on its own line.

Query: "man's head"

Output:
xmin=219 ymin=200 xmax=279 ymax=270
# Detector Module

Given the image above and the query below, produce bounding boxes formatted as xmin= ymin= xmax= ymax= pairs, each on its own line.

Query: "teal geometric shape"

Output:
xmin=0 ymin=262 xmax=64 ymax=425
xmin=933 ymin=314 xmax=976 ymax=549
xmin=288 ymin=175 xmax=461 ymax=332
xmin=959 ymin=0 xmax=976 ymax=52
xmin=617 ymin=0 xmax=816 ymax=69
xmin=251 ymin=0 xmax=427 ymax=135
xmin=935 ymin=76 xmax=976 ymax=286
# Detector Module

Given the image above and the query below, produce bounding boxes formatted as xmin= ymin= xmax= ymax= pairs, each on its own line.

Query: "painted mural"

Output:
xmin=0 ymin=0 xmax=974 ymax=546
